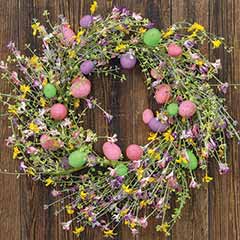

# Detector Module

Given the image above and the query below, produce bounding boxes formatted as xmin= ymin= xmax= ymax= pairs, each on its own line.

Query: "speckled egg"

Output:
xmin=179 ymin=100 xmax=197 ymax=118
xmin=61 ymin=24 xmax=76 ymax=45
xmin=80 ymin=60 xmax=95 ymax=75
xmin=154 ymin=84 xmax=171 ymax=104
xmin=182 ymin=150 xmax=198 ymax=170
xmin=148 ymin=118 xmax=168 ymax=132
xmin=70 ymin=77 xmax=91 ymax=98
xmin=115 ymin=164 xmax=128 ymax=176
xmin=102 ymin=142 xmax=122 ymax=161
xmin=120 ymin=53 xmax=137 ymax=70
xmin=142 ymin=108 xmax=154 ymax=124
xmin=80 ymin=15 xmax=93 ymax=28
xmin=126 ymin=144 xmax=143 ymax=161
xmin=68 ymin=149 xmax=88 ymax=168
xmin=50 ymin=103 xmax=68 ymax=120
xmin=167 ymin=43 xmax=183 ymax=57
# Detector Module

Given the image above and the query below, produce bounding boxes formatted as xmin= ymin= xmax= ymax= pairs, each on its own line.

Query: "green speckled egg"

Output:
xmin=167 ymin=103 xmax=179 ymax=116
xmin=69 ymin=150 xmax=87 ymax=168
xmin=44 ymin=83 xmax=57 ymax=98
xmin=183 ymin=150 xmax=198 ymax=170
xmin=143 ymin=28 xmax=161 ymax=47
xmin=115 ymin=164 xmax=128 ymax=176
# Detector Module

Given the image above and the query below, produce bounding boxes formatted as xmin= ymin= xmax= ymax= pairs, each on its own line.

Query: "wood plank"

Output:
xmin=171 ymin=1 xmax=209 ymax=240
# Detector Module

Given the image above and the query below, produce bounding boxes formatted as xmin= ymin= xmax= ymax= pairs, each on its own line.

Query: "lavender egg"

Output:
xmin=80 ymin=60 xmax=95 ymax=75
xmin=148 ymin=118 xmax=168 ymax=132
xmin=120 ymin=53 xmax=137 ymax=70
xmin=80 ymin=15 xmax=93 ymax=28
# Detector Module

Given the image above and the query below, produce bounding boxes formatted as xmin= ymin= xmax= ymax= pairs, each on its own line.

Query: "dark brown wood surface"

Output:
xmin=0 ymin=0 xmax=239 ymax=239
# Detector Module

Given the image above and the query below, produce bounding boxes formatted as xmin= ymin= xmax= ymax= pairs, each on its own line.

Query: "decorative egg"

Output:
xmin=50 ymin=103 xmax=68 ymax=120
xmin=120 ymin=53 xmax=137 ymax=69
xmin=61 ymin=24 xmax=76 ymax=45
xmin=43 ymin=83 xmax=57 ymax=98
xmin=68 ymin=149 xmax=88 ymax=168
xmin=179 ymin=100 xmax=197 ymax=118
xmin=154 ymin=84 xmax=171 ymax=104
xmin=167 ymin=43 xmax=183 ymax=57
xmin=143 ymin=28 xmax=161 ymax=47
xmin=114 ymin=164 xmax=128 ymax=176
xmin=102 ymin=142 xmax=122 ymax=161
xmin=40 ymin=134 xmax=60 ymax=151
xmin=80 ymin=60 xmax=95 ymax=75
xmin=142 ymin=108 xmax=154 ymax=124
xmin=80 ymin=15 xmax=93 ymax=28
xmin=148 ymin=118 xmax=168 ymax=132
xmin=126 ymin=144 xmax=143 ymax=161
xmin=183 ymin=150 xmax=198 ymax=170
xmin=70 ymin=77 xmax=91 ymax=98
xmin=167 ymin=103 xmax=179 ymax=116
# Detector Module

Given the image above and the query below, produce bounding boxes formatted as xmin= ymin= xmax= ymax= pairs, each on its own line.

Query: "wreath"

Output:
xmin=0 ymin=2 xmax=239 ymax=238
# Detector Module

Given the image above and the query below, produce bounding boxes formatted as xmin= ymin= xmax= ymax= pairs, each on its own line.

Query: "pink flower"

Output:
xmin=189 ymin=178 xmax=200 ymax=188
xmin=27 ymin=146 xmax=38 ymax=155
xmin=219 ymin=163 xmax=230 ymax=175
xmin=61 ymin=220 xmax=72 ymax=231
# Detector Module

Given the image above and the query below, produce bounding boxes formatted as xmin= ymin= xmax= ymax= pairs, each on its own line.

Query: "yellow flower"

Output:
xmin=187 ymin=138 xmax=196 ymax=146
xmin=188 ymin=22 xmax=205 ymax=32
xmin=115 ymin=43 xmax=127 ymax=52
xmin=163 ymin=28 xmax=174 ymax=38
xmin=66 ymin=205 xmax=75 ymax=214
xmin=26 ymin=167 xmax=36 ymax=176
xmin=73 ymin=226 xmax=85 ymax=235
xmin=122 ymin=184 xmax=134 ymax=194
xmin=68 ymin=49 xmax=76 ymax=58
xmin=40 ymin=97 xmax=46 ymax=107
xmin=116 ymin=25 xmax=129 ymax=34
xmin=29 ymin=55 xmax=43 ymax=71
xmin=13 ymin=146 xmax=21 ymax=159
xmin=202 ymin=173 xmax=213 ymax=183
xmin=20 ymin=84 xmax=31 ymax=94
xmin=136 ymin=167 xmax=144 ymax=181
xmin=90 ymin=1 xmax=98 ymax=14
xmin=76 ymin=30 xmax=85 ymax=43
xmin=147 ymin=132 xmax=158 ymax=141
xmin=176 ymin=156 xmax=188 ymax=165
xmin=42 ymin=79 xmax=48 ymax=87
xmin=103 ymin=229 xmax=117 ymax=238
xmin=139 ymin=27 xmax=146 ymax=34
xmin=32 ymin=22 xmax=41 ymax=36
xmin=74 ymin=99 xmax=80 ymax=108
xmin=8 ymin=105 xmax=17 ymax=115
xmin=120 ymin=208 xmax=129 ymax=217
xmin=212 ymin=39 xmax=222 ymax=48
xmin=163 ymin=129 xmax=174 ymax=142
xmin=80 ymin=191 xmax=87 ymax=200
xmin=29 ymin=122 xmax=40 ymax=133
xmin=140 ymin=199 xmax=151 ymax=208
xmin=156 ymin=222 xmax=170 ymax=235
xmin=196 ymin=59 xmax=204 ymax=66
xmin=45 ymin=177 xmax=54 ymax=187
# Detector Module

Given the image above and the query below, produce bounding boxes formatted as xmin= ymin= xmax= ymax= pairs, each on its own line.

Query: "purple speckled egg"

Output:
xmin=71 ymin=77 xmax=91 ymax=98
xmin=102 ymin=142 xmax=122 ymax=161
xmin=148 ymin=118 xmax=168 ymax=132
xmin=80 ymin=60 xmax=95 ymax=75
xmin=120 ymin=53 xmax=137 ymax=70
xmin=50 ymin=103 xmax=68 ymax=120
xmin=179 ymin=100 xmax=197 ymax=118
xmin=80 ymin=15 xmax=93 ymax=28
xmin=142 ymin=108 xmax=154 ymax=124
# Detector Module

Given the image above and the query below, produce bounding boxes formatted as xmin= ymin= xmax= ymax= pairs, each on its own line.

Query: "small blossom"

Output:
xmin=218 ymin=162 xmax=230 ymax=175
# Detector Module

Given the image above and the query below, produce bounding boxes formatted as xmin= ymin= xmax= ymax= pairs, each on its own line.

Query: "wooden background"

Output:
xmin=0 ymin=0 xmax=239 ymax=239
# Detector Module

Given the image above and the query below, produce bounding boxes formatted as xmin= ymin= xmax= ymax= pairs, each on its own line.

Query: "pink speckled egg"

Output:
xmin=167 ymin=43 xmax=183 ymax=57
xmin=126 ymin=144 xmax=143 ymax=161
xmin=179 ymin=100 xmax=197 ymax=118
xmin=154 ymin=84 xmax=171 ymax=104
xmin=61 ymin=24 xmax=76 ymax=45
xmin=102 ymin=142 xmax=122 ymax=161
xmin=40 ymin=134 xmax=60 ymax=151
xmin=50 ymin=103 xmax=68 ymax=120
xmin=70 ymin=77 xmax=91 ymax=98
xmin=142 ymin=109 xmax=154 ymax=124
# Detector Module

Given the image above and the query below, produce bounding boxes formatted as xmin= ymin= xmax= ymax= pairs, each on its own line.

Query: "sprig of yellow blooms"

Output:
xmin=45 ymin=177 xmax=54 ymax=187
xmin=73 ymin=226 xmax=85 ymax=235
xmin=103 ymin=229 xmax=117 ymax=238
xmin=29 ymin=122 xmax=40 ymax=133
xmin=90 ymin=1 xmax=98 ymax=15
xmin=13 ymin=146 xmax=21 ymax=159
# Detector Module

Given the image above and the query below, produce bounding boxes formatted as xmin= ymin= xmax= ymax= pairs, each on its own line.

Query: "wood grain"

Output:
xmin=0 ymin=0 xmax=239 ymax=239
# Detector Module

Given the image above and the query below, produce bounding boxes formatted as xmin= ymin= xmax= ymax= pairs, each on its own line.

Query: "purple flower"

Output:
xmin=51 ymin=189 xmax=61 ymax=197
xmin=104 ymin=112 xmax=113 ymax=123
xmin=212 ymin=59 xmax=222 ymax=71
xmin=207 ymin=138 xmax=217 ymax=150
xmin=184 ymin=40 xmax=195 ymax=49
xmin=19 ymin=161 xmax=27 ymax=171
xmin=219 ymin=163 xmax=230 ymax=175
xmin=219 ymin=82 xmax=229 ymax=94
xmin=199 ymin=65 xmax=208 ymax=74
xmin=80 ymin=15 xmax=93 ymax=28
xmin=189 ymin=178 xmax=200 ymax=188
